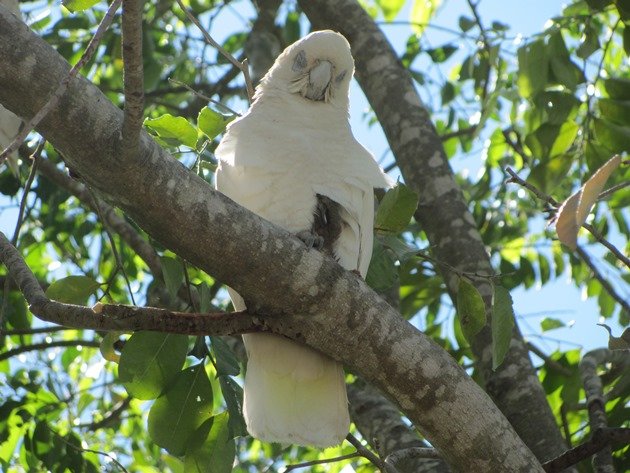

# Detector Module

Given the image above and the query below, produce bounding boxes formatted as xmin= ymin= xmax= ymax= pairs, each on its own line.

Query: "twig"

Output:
xmin=284 ymin=452 xmax=361 ymax=472
xmin=440 ymin=125 xmax=478 ymax=141
xmin=46 ymin=425 xmax=130 ymax=473
xmin=505 ymin=167 xmax=559 ymax=207
xmin=36 ymin=158 xmax=162 ymax=277
xmin=174 ymin=0 xmax=254 ymax=103
xmin=575 ymin=246 xmax=630 ymax=314
xmin=345 ymin=433 xmax=399 ymax=473
xmin=542 ymin=427 xmax=630 ymax=472
xmin=168 ymin=78 xmax=241 ymax=116
xmin=87 ymin=187 xmax=137 ymax=305
xmin=78 ymin=397 xmax=132 ymax=431
xmin=0 ymin=0 xmax=122 ymax=164
xmin=2 ymin=325 xmax=74 ymax=335
xmin=0 ymin=339 xmax=100 ymax=362
xmin=597 ymin=180 xmax=630 ymax=201
xmin=0 ymin=139 xmax=44 ymax=334
xmin=120 ymin=0 xmax=145 ymax=160
xmin=505 ymin=167 xmax=630 ymax=269
xmin=0 ymin=229 xmax=260 ymax=335
xmin=465 ymin=0 xmax=492 ymax=102
xmin=582 ymin=223 xmax=630 ymax=270
xmin=526 ymin=342 xmax=573 ymax=377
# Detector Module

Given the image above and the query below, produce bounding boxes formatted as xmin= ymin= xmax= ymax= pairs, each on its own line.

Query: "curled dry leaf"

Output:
xmin=554 ymin=155 xmax=622 ymax=249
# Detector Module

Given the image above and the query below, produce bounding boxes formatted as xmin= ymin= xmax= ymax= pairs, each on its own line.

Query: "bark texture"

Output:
xmin=0 ymin=8 xmax=545 ymax=471
xmin=298 ymin=0 xmax=571 ymax=465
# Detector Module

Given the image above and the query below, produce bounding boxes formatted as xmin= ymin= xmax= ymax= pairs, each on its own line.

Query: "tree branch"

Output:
xmin=174 ymin=0 xmax=254 ymax=103
xmin=578 ymin=348 xmax=630 ymax=471
xmin=120 ymin=0 xmax=145 ymax=160
xmin=0 ymin=8 xmax=543 ymax=470
xmin=297 ymin=0 xmax=568 ymax=464
xmin=0 ymin=339 xmax=100 ymax=362
xmin=0 ymin=0 xmax=122 ymax=163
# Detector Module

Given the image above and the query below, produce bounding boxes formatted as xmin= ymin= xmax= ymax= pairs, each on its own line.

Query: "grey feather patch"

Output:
xmin=309 ymin=194 xmax=343 ymax=258
xmin=292 ymin=50 xmax=307 ymax=72
xmin=335 ymin=70 xmax=347 ymax=84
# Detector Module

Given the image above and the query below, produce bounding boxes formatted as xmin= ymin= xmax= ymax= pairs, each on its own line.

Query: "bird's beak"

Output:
xmin=305 ymin=60 xmax=333 ymax=101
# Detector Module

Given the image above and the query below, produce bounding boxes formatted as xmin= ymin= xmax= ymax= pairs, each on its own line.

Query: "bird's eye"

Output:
xmin=292 ymin=50 xmax=307 ymax=72
xmin=335 ymin=71 xmax=347 ymax=84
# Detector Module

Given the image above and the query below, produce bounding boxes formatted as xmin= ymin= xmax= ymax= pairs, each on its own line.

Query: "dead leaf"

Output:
xmin=554 ymin=155 xmax=622 ymax=250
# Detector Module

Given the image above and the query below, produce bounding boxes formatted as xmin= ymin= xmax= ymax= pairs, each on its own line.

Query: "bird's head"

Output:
xmin=255 ymin=30 xmax=354 ymax=109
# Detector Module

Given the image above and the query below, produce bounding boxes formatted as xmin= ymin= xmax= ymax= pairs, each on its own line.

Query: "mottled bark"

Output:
xmin=348 ymin=380 xmax=450 ymax=473
xmin=298 ymin=0 xmax=571 ymax=466
xmin=579 ymin=349 xmax=630 ymax=472
xmin=0 ymin=8 xmax=543 ymax=471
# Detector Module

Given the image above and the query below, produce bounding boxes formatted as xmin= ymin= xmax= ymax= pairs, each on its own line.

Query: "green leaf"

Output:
xmin=410 ymin=0 xmax=442 ymax=36
xmin=426 ymin=45 xmax=458 ymax=63
xmin=457 ymin=278 xmax=487 ymax=344
xmin=623 ymin=25 xmax=630 ymax=56
xmin=585 ymin=0 xmax=613 ymax=10
xmin=365 ymin=239 xmax=398 ymax=291
xmin=540 ymin=317 xmax=566 ymax=332
xmin=61 ymin=0 xmax=100 ymax=13
xmin=548 ymin=32 xmax=581 ymax=91
xmin=598 ymin=98 xmax=630 ymax=126
xmin=198 ymin=283 xmax=214 ymax=313
xmin=380 ymin=235 xmax=419 ymax=263
xmin=144 ymin=114 xmax=198 ymax=149
xmin=492 ymin=286 xmax=515 ymax=370
xmin=218 ymin=376 xmax=247 ymax=438
xmin=603 ymin=77 xmax=630 ymax=100
xmin=119 ymin=332 xmax=189 ymax=400
xmin=197 ymin=107 xmax=234 ymax=141
xmin=148 ymin=363 xmax=214 ymax=456
xmin=45 ymin=275 xmax=100 ymax=305
xmin=376 ymin=0 xmax=406 ymax=21
xmin=593 ymin=118 xmax=630 ymax=153
xmin=0 ymin=172 xmax=21 ymax=196
xmin=1 ymin=292 xmax=30 ymax=330
xmin=517 ymin=40 xmax=549 ymax=98
xmin=210 ymin=337 xmax=240 ymax=377
xmin=184 ymin=412 xmax=235 ymax=473
xmin=576 ymin=25 xmax=600 ymax=59
xmin=375 ymin=183 xmax=418 ymax=233
xmin=527 ymin=153 xmax=574 ymax=194
xmin=458 ymin=16 xmax=476 ymax=32
xmin=160 ymin=256 xmax=184 ymax=300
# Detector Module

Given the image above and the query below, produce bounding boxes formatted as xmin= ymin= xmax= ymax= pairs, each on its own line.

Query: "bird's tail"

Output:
xmin=242 ymin=332 xmax=350 ymax=448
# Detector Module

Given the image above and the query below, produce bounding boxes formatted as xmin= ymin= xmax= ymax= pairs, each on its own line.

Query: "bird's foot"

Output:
xmin=296 ymin=230 xmax=324 ymax=251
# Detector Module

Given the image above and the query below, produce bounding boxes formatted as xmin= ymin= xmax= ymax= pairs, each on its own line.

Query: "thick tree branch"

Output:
xmin=0 ymin=8 xmax=543 ymax=471
xmin=348 ymin=380 xmax=450 ymax=473
xmin=0 ymin=0 xmax=121 ymax=163
xmin=579 ymin=349 xmax=630 ymax=471
xmin=297 ymin=0 xmax=569 ymax=464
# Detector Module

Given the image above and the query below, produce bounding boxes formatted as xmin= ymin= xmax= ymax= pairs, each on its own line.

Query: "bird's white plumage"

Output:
xmin=215 ymin=30 xmax=391 ymax=447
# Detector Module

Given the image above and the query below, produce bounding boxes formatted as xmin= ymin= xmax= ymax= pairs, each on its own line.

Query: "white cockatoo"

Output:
xmin=215 ymin=30 xmax=391 ymax=447
xmin=0 ymin=0 xmax=23 ymax=175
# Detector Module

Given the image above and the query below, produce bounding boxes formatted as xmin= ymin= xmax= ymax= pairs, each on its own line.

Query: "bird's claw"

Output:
xmin=296 ymin=230 xmax=324 ymax=250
